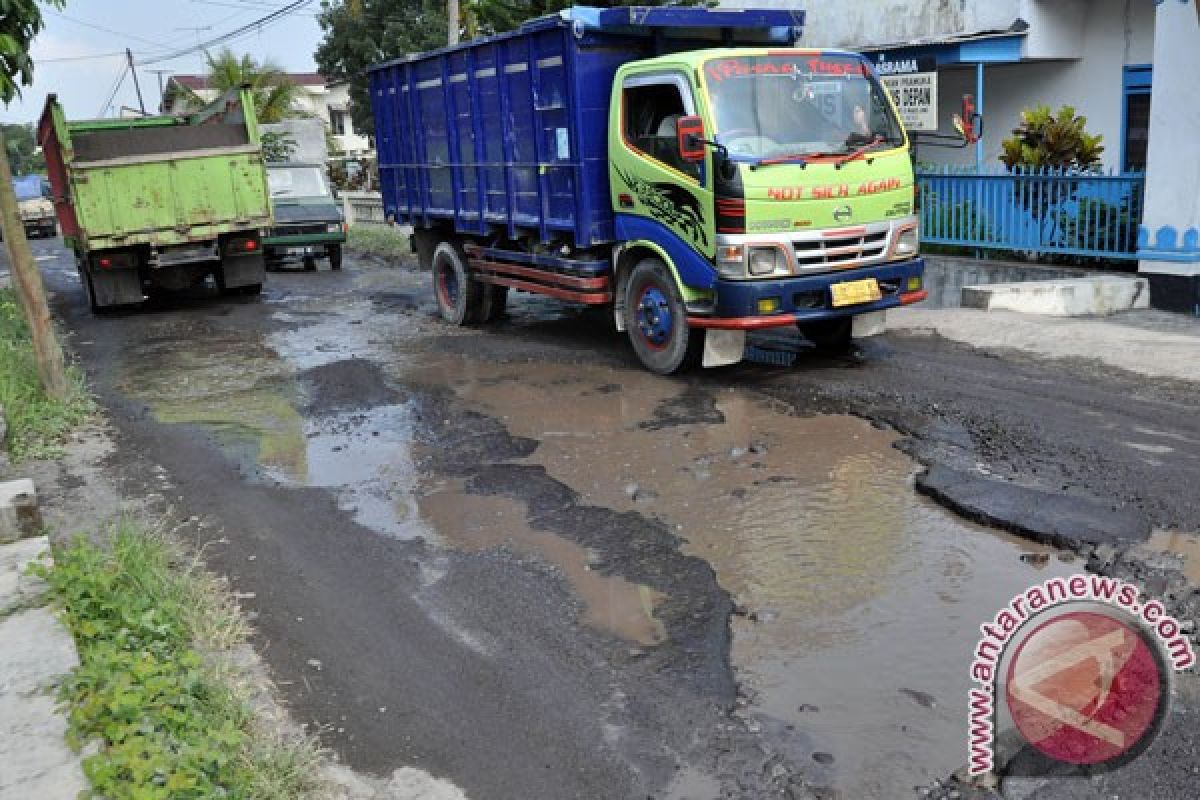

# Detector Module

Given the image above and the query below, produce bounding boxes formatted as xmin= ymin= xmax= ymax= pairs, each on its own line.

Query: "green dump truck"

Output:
xmin=38 ymin=87 xmax=272 ymax=311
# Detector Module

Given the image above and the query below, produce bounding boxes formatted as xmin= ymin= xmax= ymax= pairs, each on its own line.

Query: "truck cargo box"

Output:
xmin=369 ymin=6 xmax=802 ymax=249
xmin=38 ymin=87 xmax=271 ymax=254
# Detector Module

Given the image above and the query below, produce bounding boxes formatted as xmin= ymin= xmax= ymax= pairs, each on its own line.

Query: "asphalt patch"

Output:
xmin=915 ymin=464 xmax=1151 ymax=549
xmin=639 ymin=385 xmax=725 ymax=431
xmin=298 ymin=358 xmax=402 ymax=414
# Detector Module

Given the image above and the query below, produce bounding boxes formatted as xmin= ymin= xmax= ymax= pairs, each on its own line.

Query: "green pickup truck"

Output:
xmin=38 ymin=87 xmax=272 ymax=311
xmin=263 ymin=163 xmax=346 ymax=271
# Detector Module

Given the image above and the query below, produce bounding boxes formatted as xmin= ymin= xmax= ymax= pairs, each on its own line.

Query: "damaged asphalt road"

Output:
xmin=32 ymin=236 xmax=1200 ymax=799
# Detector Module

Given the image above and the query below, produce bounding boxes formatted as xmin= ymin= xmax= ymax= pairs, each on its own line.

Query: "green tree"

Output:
xmin=0 ymin=0 xmax=64 ymax=103
xmin=315 ymin=0 xmax=448 ymax=136
xmin=2 ymin=123 xmax=44 ymax=175
xmin=315 ymin=0 xmax=689 ymax=135
xmin=0 ymin=0 xmax=70 ymax=399
xmin=178 ymin=48 xmax=304 ymax=123
xmin=1000 ymin=105 xmax=1104 ymax=171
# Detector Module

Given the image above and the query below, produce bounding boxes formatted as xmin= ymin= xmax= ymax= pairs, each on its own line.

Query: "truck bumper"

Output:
xmin=688 ymin=257 xmax=927 ymax=330
xmin=263 ymin=233 xmax=346 ymax=257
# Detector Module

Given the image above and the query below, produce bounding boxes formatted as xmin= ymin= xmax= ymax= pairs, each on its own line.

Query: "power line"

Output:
xmin=37 ymin=52 xmax=127 ymax=64
xmin=141 ymin=0 xmax=314 ymax=65
xmin=48 ymin=11 xmax=174 ymax=53
xmin=97 ymin=64 xmax=130 ymax=117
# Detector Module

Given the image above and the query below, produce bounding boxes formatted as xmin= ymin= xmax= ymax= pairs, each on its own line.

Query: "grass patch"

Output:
xmin=0 ymin=288 xmax=91 ymax=459
xmin=345 ymin=224 xmax=410 ymax=263
xmin=34 ymin=521 xmax=324 ymax=800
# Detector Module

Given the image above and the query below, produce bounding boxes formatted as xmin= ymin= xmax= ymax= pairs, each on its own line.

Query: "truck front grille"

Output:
xmin=792 ymin=229 xmax=889 ymax=273
xmin=267 ymin=224 xmax=331 ymax=237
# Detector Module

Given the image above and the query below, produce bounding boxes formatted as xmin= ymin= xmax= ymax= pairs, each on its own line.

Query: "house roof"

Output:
xmin=168 ymin=72 xmax=327 ymax=90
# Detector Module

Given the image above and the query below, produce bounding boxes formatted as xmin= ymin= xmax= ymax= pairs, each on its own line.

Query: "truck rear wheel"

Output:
xmin=432 ymin=241 xmax=482 ymax=325
xmin=623 ymin=258 xmax=702 ymax=375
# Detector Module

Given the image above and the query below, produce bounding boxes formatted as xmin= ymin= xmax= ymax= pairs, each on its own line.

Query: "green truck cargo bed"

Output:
xmin=39 ymin=87 xmax=272 ymax=254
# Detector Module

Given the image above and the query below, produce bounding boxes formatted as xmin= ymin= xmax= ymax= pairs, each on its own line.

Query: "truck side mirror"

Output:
xmin=677 ymin=115 xmax=706 ymax=163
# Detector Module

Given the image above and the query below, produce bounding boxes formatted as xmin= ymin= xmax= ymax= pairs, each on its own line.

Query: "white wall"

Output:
xmin=325 ymin=83 xmax=371 ymax=155
xmin=917 ymin=0 xmax=1154 ymax=171
xmin=721 ymin=0 xmax=1024 ymax=48
xmin=1139 ymin=0 xmax=1200 ymax=276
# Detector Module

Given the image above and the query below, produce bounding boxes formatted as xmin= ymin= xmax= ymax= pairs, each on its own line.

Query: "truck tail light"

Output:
xmin=227 ymin=237 xmax=259 ymax=254
xmin=93 ymin=252 xmax=135 ymax=270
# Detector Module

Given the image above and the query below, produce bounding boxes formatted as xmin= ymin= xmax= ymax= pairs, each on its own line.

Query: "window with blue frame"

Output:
xmin=1122 ymin=65 xmax=1152 ymax=172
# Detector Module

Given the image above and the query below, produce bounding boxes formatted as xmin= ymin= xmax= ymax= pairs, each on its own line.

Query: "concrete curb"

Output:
xmin=0 ymin=537 xmax=87 ymax=800
xmin=0 ymin=480 xmax=41 ymax=545
xmin=961 ymin=276 xmax=1150 ymax=316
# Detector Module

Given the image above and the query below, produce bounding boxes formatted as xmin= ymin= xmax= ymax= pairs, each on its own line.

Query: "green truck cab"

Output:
xmin=607 ymin=49 xmax=923 ymax=370
xmin=38 ymin=87 xmax=272 ymax=311
xmin=262 ymin=163 xmax=346 ymax=271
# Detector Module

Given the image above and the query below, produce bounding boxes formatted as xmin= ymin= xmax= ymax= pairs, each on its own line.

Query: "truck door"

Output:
xmin=612 ymin=71 xmax=714 ymax=260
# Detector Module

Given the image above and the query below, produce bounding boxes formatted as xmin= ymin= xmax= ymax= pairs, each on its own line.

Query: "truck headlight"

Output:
xmin=747 ymin=246 xmax=787 ymax=276
xmin=717 ymin=245 xmax=744 ymax=279
xmin=327 ymin=223 xmax=342 ymax=233
xmin=893 ymin=226 xmax=919 ymax=258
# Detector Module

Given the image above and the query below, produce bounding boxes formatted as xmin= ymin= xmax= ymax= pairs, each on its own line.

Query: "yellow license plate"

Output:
xmin=830 ymin=278 xmax=883 ymax=308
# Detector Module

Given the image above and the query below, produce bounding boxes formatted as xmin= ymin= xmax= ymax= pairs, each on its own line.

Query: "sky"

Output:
xmin=3 ymin=0 xmax=325 ymax=124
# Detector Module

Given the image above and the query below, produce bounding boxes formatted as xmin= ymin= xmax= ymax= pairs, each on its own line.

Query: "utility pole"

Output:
xmin=126 ymin=48 xmax=146 ymax=115
xmin=148 ymin=69 xmax=172 ymax=112
xmin=447 ymin=0 xmax=459 ymax=45
xmin=0 ymin=132 xmax=68 ymax=400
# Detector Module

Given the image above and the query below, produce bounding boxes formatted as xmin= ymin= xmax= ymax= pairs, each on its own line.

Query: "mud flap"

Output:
xmin=702 ymin=329 xmax=745 ymax=368
xmin=220 ymin=252 xmax=266 ymax=289
xmin=851 ymin=311 xmax=887 ymax=338
xmin=89 ymin=267 xmax=143 ymax=307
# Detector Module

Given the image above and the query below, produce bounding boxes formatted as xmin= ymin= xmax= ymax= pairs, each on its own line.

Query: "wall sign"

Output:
xmin=874 ymin=54 xmax=938 ymax=132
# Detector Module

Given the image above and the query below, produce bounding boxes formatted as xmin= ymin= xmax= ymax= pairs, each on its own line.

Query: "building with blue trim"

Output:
xmin=723 ymin=0 xmax=1199 ymax=312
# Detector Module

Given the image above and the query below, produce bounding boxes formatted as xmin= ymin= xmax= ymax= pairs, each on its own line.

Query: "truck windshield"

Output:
xmin=703 ymin=54 xmax=904 ymax=162
xmin=12 ymin=175 xmax=45 ymax=202
xmin=267 ymin=166 xmax=330 ymax=200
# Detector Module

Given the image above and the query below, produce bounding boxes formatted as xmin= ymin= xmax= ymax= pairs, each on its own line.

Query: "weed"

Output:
xmin=34 ymin=520 xmax=324 ymax=799
xmin=346 ymin=224 xmax=410 ymax=263
xmin=0 ymin=288 xmax=91 ymax=460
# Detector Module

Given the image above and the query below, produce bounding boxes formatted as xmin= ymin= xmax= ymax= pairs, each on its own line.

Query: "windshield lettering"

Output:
xmin=704 ymin=54 xmax=903 ymax=163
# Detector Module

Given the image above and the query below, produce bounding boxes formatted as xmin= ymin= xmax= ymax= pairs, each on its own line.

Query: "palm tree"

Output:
xmin=179 ymin=48 xmax=303 ymax=123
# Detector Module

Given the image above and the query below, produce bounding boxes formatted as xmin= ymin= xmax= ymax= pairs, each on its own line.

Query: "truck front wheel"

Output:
xmin=624 ymin=258 xmax=702 ymax=374
xmin=329 ymin=244 xmax=343 ymax=271
xmin=432 ymin=241 xmax=482 ymax=325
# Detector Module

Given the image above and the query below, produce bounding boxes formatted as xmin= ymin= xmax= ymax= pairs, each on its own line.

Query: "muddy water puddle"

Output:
xmin=420 ymin=484 xmax=667 ymax=645
xmin=405 ymin=356 xmax=1076 ymax=796
xmin=114 ymin=279 xmax=1081 ymax=796
xmin=1142 ymin=530 xmax=1200 ymax=584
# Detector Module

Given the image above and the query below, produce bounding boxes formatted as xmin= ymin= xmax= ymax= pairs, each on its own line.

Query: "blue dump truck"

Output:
xmin=370 ymin=6 xmax=927 ymax=373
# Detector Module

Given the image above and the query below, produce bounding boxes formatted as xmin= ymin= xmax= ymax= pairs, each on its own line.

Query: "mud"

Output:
xmin=25 ymin=234 xmax=1200 ymax=800
xmin=400 ymin=354 xmax=1081 ymax=795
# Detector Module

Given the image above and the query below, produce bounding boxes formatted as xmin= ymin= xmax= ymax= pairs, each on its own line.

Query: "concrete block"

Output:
xmin=961 ymin=276 xmax=1150 ymax=317
xmin=0 ymin=480 xmax=41 ymax=544
xmin=0 ymin=608 xmax=87 ymax=800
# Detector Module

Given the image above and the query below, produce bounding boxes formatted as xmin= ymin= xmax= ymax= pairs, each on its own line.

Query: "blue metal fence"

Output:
xmin=916 ymin=166 xmax=1146 ymax=260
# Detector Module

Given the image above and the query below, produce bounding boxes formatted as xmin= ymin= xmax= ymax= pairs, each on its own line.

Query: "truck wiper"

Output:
xmin=832 ymin=136 xmax=889 ymax=168
xmin=750 ymin=151 xmax=834 ymax=169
